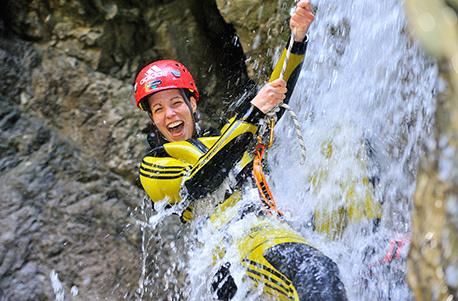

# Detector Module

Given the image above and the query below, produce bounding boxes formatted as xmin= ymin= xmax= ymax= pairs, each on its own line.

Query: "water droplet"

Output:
xmin=418 ymin=12 xmax=436 ymax=32
xmin=434 ymin=199 xmax=443 ymax=208
xmin=71 ymin=286 xmax=79 ymax=296
xmin=49 ymin=270 xmax=65 ymax=301
xmin=443 ymin=6 xmax=458 ymax=26
xmin=451 ymin=53 xmax=458 ymax=74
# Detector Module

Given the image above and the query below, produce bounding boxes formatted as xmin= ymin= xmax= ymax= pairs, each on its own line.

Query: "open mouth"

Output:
xmin=167 ymin=120 xmax=185 ymax=135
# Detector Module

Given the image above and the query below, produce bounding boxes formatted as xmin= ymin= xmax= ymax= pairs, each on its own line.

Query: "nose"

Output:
xmin=164 ymin=105 xmax=177 ymax=119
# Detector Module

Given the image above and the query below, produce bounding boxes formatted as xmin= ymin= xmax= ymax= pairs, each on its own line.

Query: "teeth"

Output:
xmin=168 ymin=121 xmax=183 ymax=129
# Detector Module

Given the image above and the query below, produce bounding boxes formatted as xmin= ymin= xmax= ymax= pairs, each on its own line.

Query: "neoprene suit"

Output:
xmin=139 ymin=38 xmax=348 ymax=301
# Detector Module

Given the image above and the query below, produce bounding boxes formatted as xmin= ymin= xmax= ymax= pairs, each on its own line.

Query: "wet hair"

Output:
xmin=146 ymin=126 xmax=168 ymax=148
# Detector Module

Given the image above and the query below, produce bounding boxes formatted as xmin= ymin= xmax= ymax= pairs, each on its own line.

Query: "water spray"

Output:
xmin=271 ymin=0 xmax=309 ymax=164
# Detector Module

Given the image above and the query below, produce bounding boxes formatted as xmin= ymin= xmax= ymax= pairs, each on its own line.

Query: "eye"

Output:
xmin=152 ymin=106 xmax=162 ymax=114
xmin=172 ymin=99 xmax=184 ymax=106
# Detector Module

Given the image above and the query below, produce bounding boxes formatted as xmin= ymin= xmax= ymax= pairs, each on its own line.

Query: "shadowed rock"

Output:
xmin=0 ymin=0 xmax=261 ymax=299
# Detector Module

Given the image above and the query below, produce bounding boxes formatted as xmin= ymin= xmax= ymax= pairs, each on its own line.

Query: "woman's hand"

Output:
xmin=251 ymin=79 xmax=288 ymax=114
xmin=290 ymin=0 xmax=315 ymax=42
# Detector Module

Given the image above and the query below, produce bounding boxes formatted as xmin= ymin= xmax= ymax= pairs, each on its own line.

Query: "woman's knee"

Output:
xmin=264 ymin=242 xmax=348 ymax=301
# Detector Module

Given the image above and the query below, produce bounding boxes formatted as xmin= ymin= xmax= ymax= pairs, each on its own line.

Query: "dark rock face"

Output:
xmin=216 ymin=0 xmax=294 ymax=81
xmin=0 ymin=34 xmax=142 ymax=300
xmin=2 ymin=0 xmax=255 ymax=170
xmin=0 ymin=0 xmax=255 ymax=299
xmin=1 ymin=0 xmax=252 ymax=126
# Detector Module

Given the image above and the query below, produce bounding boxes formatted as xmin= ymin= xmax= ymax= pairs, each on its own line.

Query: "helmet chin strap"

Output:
xmin=179 ymin=89 xmax=201 ymax=137
xmin=146 ymin=114 xmax=168 ymax=147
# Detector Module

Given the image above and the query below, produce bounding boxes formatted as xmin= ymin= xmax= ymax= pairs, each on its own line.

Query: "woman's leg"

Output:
xmin=264 ymin=242 xmax=348 ymax=301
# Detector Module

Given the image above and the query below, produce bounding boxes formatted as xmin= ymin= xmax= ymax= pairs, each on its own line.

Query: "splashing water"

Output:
xmin=134 ymin=197 xmax=190 ymax=301
xmin=50 ymin=270 xmax=65 ymax=301
xmin=268 ymin=0 xmax=437 ymax=300
xmin=137 ymin=0 xmax=438 ymax=300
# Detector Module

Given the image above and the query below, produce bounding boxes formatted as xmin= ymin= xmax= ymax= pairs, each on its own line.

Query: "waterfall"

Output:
xmin=269 ymin=0 xmax=437 ymax=300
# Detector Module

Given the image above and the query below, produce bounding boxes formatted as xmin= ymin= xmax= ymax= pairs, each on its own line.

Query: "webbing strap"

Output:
xmin=253 ymin=143 xmax=283 ymax=216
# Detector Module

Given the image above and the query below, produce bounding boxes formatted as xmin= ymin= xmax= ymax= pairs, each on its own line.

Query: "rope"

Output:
xmin=280 ymin=103 xmax=307 ymax=164
xmin=280 ymin=0 xmax=300 ymax=79
xmin=279 ymin=32 xmax=296 ymax=80
xmin=252 ymin=0 xmax=307 ymax=215
xmin=276 ymin=28 xmax=308 ymax=164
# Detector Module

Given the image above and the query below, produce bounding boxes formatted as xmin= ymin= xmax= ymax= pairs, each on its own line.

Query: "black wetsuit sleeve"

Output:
xmin=269 ymin=36 xmax=309 ymax=120
xmin=233 ymin=37 xmax=308 ymax=121
xmin=183 ymin=107 xmax=261 ymax=200
xmin=184 ymin=37 xmax=308 ymax=201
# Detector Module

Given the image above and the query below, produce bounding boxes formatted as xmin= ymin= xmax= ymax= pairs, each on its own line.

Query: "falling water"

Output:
xmin=269 ymin=0 xmax=437 ymax=300
xmin=136 ymin=0 xmax=438 ymax=300
xmin=134 ymin=197 xmax=192 ymax=301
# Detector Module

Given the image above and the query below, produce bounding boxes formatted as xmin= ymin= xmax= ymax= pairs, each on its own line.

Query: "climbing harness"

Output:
xmin=253 ymin=118 xmax=283 ymax=216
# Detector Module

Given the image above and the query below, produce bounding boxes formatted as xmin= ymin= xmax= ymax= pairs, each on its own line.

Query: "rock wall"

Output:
xmin=216 ymin=0 xmax=294 ymax=81
xmin=0 ymin=0 xmax=282 ymax=299
xmin=405 ymin=0 xmax=458 ymax=300
xmin=0 ymin=34 xmax=142 ymax=300
xmin=1 ymin=0 xmax=255 ymax=172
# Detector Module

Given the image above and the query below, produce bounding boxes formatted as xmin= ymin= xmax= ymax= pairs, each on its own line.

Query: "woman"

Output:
xmin=134 ymin=1 xmax=348 ymax=300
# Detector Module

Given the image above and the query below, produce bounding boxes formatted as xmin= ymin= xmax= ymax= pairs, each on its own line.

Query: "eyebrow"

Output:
xmin=151 ymin=95 xmax=183 ymax=108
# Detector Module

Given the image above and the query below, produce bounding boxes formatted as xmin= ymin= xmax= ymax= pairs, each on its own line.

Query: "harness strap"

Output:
xmin=252 ymin=143 xmax=283 ymax=216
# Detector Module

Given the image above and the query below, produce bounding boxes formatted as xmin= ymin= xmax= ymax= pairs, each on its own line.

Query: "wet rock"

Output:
xmin=216 ymin=0 xmax=293 ymax=80
xmin=0 ymin=33 xmax=142 ymax=299
xmin=2 ymin=0 xmax=254 ymax=168
xmin=405 ymin=0 xmax=458 ymax=299
xmin=1 ymin=0 xmax=251 ymax=121
xmin=0 ymin=108 xmax=143 ymax=299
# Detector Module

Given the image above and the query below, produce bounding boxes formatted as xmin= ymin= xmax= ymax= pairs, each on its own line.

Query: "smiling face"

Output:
xmin=148 ymin=89 xmax=197 ymax=142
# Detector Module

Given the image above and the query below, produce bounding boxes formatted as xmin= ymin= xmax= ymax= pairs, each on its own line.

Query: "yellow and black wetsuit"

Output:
xmin=139 ymin=38 xmax=348 ymax=301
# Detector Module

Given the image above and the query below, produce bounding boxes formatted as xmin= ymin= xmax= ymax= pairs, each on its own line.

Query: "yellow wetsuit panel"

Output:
xmin=199 ymin=136 xmax=219 ymax=149
xmin=310 ymin=140 xmax=382 ymax=239
xmin=140 ymin=117 xmax=258 ymax=205
xmin=238 ymin=217 xmax=307 ymax=301
xmin=139 ymin=156 xmax=191 ymax=204
xmin=163 ymin=140 xmax=206 ymax=165
xmin=269 ymin=51 xmax=304 ymax=83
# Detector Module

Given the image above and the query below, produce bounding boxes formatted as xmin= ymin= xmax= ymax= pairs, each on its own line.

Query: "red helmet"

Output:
xmin=134 ymin=60 xmax=200 ymax=111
